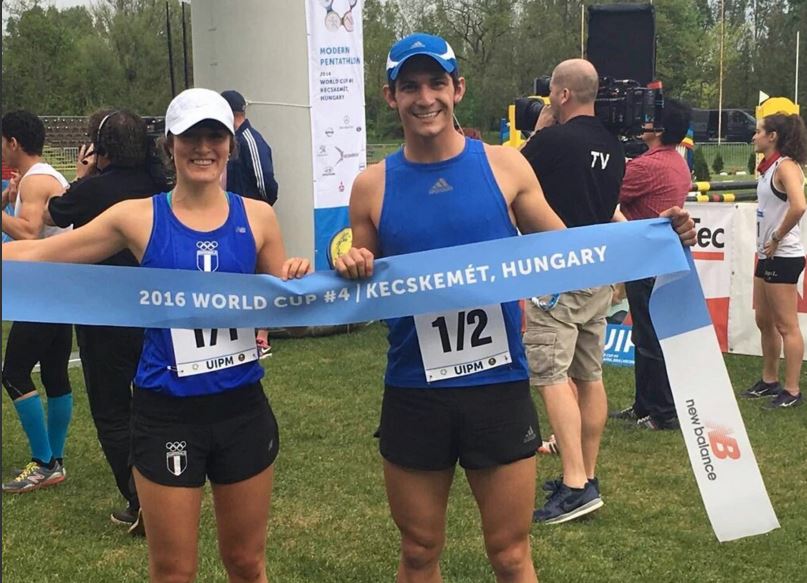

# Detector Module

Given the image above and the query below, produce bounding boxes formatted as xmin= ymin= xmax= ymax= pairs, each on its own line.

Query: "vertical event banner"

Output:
xmin=305 ymin=0 xmax=367 ymax=271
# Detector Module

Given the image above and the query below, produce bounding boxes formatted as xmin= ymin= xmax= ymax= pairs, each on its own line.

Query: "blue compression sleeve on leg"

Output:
xmin=47 ymin=394 xmax=73 ymax=460
xmin=14 ymin=394 xmax=53 ymax=464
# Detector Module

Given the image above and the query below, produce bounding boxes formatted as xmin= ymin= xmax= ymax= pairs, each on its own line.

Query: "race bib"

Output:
xmin=414 ymin=304 xmax=511 ymax=382
xmin=170 ymin=327 xmax=258 ymax=377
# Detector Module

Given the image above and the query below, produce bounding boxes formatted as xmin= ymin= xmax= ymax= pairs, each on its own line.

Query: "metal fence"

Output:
xmin=697 ymin=142 xmax=755 ymax=175
xmin=367 ymin=142 xmax=757 ymax=174
xmin=32 ymin=140 xmax=757 ymax=185
xmin=42 ymin=146 xmax=80 ymax=181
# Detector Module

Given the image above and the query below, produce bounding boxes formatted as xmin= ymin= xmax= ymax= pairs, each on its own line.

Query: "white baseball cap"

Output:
xmin=164 ymin=88 xmax=235 ymax=136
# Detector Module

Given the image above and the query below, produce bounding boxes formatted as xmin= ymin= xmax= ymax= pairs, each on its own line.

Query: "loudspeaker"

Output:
xmin=586 ymin=4 xmax=656 ymax=85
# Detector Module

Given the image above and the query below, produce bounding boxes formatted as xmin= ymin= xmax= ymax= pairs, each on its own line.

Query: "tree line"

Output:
xmin=2 ymin=0 xmax=192 ymax=120
xmin=3 ymin=0 xmax=806 ymax=140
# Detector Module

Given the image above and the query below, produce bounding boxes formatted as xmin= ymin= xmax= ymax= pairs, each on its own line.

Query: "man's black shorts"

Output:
xmin=130 ymin=382 xmax=279 ymax=487
xmin=754 ymin=256 xmax=806 ymax=284
xmin=378 ymin=380 xmax=540 ymax=471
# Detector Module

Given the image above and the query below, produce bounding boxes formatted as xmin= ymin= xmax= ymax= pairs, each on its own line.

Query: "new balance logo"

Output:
xmin=523 ymin=425 xmax=537 ymax=443
xmin=429 ymin=178 xmax=453 ymax=194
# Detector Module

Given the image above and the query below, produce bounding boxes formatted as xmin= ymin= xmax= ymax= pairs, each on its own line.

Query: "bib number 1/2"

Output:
xmin=414 ymin=304 xmax=511 ymax=383
xmin=431 ymin=309 xmax=493 ymax=353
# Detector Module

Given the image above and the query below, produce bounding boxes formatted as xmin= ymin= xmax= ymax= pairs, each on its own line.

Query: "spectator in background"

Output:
xmin=1 ymin=110 xmax=73 ymax=493
xmin=741 ymin=112 xmax=807 ymax=409
xmin=221 ymin=90 xmax=279 ymax=205
xmin=520 ymin=59 xmax=625 ymax=525
xmin=221 ymin=90 xmax=278 ymax=355
xmin=610 ymin=99 xmax=693 ymax=430
xmin=43 ymin=109 xmax=171 ymax=532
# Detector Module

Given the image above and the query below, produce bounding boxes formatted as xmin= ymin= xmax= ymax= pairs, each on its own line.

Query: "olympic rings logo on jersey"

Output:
xmin=196 ymin=240 xmax=219 ymax=272
xmin=165 ymin=441 xmax=187 ymax=452
xmin=196 ymin=241 xmax=218 ymax=251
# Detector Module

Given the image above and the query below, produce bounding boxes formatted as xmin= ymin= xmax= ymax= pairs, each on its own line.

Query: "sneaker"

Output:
xmin=259 ymin=345 xmax=273 ymax=359
xmin=637 ymin=415 xmax=680 ymax=430
xmin=533 ymin=482 xmax=603 ymax=525
xmin=609 ymin=405 xmax=639 ymax=421
xmin=111 ymin=504 xmax=139 ymax=526
xmin=543 ymin=477 xmax=564 ymax=493
xmin=128 ymin=508 xmax=146 ymax=537
xmin=2 ymin=460 xmax=65 ymax=493
xmin=763 ymin=391 xmax=803 ymax=410
xmin=537 ymin=434 xmax=559 ymax=455
xmin=8 ymin=459 xmax=65 ymax=478
xmin=740 ymin=379 xmax=781 ymax=399
xmin=543 ymin=476 xmax=600 ymax=496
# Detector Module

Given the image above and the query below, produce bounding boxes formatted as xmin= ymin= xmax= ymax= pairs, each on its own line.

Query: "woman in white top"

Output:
xmin=743 ymin=113 xmax=807 ymax=408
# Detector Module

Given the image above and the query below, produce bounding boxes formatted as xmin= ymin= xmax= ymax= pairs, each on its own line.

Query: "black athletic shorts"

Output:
xmin=754 ymin=256 xmax=806 ymax=284
xmin=130 ymin=382 xmax=279 ymax=487
xmin=378 ymin=379 xmax=540 ymax=471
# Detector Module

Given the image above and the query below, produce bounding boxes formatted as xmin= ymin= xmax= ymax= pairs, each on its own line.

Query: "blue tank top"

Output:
xmin=378 ymin=138 xmax=528 ymax=388
xmin=134 ymin=192 xmax=264 ymax=396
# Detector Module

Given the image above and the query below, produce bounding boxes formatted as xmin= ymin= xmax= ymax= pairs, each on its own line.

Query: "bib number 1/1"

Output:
xmin=414 ymin=304 xmax=511 ymax=382
xmin=171 ymin=327 xmax=258 ymax=377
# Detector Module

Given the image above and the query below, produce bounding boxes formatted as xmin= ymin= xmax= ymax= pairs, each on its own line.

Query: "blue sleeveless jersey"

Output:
xmin=378 ymin=138 xmax=529 ymax=388
xmin=134 ymin=192 xmax=264 ymax=396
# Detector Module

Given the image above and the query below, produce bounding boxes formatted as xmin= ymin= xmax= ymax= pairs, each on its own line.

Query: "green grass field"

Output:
xmin=2 ymin=322 xmax=805 ymax=582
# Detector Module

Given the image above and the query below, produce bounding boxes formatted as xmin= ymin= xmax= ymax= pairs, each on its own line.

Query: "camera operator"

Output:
xmin=43 ymin=109 xmax=171 ymax=533
xmin=520 ymin=59 xmax=625 ymax=525
xmin=610 ymin=99 xmax=693 ymax=431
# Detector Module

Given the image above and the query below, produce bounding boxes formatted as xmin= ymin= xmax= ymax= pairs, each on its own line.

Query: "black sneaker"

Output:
xmin=533 ymin=482 xmax=603 ymax=525
xmin=543 ymin=476 xmax=599 ymax=496
xmin=609 ymin=405 xmax=638 ymax=421
xmin=127 ymin=508 xmax=146 ymax=537
xmin=763 ymin=391 xmax=803 ymax=410
xmin=740 ymin=379 xmax=781 ymax=399
xmin=637 ymin=415 xmax=680 ymax=430
xmin=111 ymin=505 xmax=139 ymax=526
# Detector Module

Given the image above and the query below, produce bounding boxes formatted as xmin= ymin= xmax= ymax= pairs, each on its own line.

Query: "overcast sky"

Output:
xmin=3 ymin=1 xmax=89 ymax=28
xmin=45 ymin=0 xmax=92 ymax=7
xmin=3 ymin=0 xmax=190 ymax=29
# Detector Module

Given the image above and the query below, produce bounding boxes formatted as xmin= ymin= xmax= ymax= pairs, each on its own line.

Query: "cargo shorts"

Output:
xmin=523 ymin=286 xmax=614 ymax=385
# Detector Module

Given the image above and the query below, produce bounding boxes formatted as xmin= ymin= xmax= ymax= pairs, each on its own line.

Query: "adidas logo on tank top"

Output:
xmin=429 ymin=177 xmax=453 ymax=194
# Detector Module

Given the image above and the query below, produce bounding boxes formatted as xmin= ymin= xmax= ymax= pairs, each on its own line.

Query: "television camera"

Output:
xmin=514 ymin=75 xmax=664 ymax=139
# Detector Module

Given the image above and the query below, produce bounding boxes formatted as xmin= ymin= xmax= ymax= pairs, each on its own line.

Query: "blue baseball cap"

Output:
xmin=386 ymin=33 xmax=458 ymax=82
